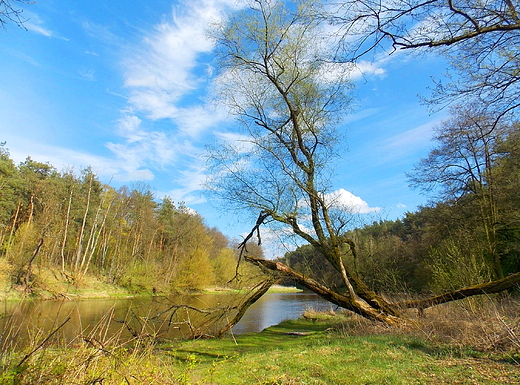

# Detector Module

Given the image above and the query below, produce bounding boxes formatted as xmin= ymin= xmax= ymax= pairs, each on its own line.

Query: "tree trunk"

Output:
xmin=75 ymin=177 xmax=92 ymax=274
xmin=243 ymin=255 xmax=520 ymax=325
xmin=396 ymin=271 xmax=520 ymax=310
xmin=213 ymin=278 xmax=279 ymax=337
xmin=61 ymin=188 xmax=73 ymax=272
xmin=244 ymin=255 xmax=402 ymax=324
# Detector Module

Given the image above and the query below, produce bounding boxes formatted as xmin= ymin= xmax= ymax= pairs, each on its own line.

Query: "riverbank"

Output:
xmin=1 ymin=303 xmax=519 ymax=384
xmin=0 ymin=267 xmax=301 ymax=302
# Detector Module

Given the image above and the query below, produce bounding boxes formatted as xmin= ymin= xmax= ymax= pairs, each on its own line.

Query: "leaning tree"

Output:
xmin=205 ymin=0 xmax=520 ymax=328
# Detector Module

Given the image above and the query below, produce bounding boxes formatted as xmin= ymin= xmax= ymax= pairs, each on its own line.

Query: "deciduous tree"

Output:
xmin=409 ymin=105 xmax=515 ymax=279
xmin=207 ymin=0 xmax=520 ymax=326
xmin=208 ymin=0 xmax=401 ymax=323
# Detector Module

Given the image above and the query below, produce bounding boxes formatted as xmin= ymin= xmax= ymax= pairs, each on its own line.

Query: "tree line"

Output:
xmin=0 ymin=143 xmax=254 ymax=295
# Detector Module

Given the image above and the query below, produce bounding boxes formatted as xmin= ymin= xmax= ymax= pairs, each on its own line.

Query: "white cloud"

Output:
xmin=24 ymin=13 xmax=69 ymax=40
xmin=123 ymin=0 xmax=243 ymax=124
xmin=349 ymin=60 xmax=386 ymax=81
xmin=297 ymin=189 xmax=380 ymax=216
xmin=106 ymin=113 xmax=184 ymax=170
xmin=214 ymin=131 xmax=255 ymax=153
xmin=324 ymin=189 xmax=381 ymax=214
xmin=82 ymin=20 xmax=126 ymax=47
xmin=173 ymin=105 xmax=229 ymax=138
xmin=4 ymin=136 xmax=151 ymax=183
xmin=102 ymin=0 xmax=242 ymax=191
xmin=25 ymin=22 xmax=53 ymax=37
xmin=161 ymin=166 xmax=208 ymax=205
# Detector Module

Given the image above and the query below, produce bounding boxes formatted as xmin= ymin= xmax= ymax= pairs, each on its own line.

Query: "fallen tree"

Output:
xmin=244 ymin=254 xmax=401 ymax=324
xmin=398 ymin=271 xmax=520 ymax=311
xmin=222 ymin=216 xmax=520 ymax=330
xmin=243 ymin=251 xmax=520 ymax=318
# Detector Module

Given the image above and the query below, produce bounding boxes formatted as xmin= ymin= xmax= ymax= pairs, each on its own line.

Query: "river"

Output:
xmin=0 ymin=292 xmax=334 ymax=348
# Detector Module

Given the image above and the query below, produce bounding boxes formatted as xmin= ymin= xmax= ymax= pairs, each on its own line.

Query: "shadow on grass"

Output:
xmin=161 ymin=316 xmax=518 ymax=371
xmin=162 ymin=318 xmax=338 ymax=362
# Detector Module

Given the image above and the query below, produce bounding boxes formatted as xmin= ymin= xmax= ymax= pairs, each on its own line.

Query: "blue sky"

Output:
xmin=0 ymin=0 xmax=448 ymax=256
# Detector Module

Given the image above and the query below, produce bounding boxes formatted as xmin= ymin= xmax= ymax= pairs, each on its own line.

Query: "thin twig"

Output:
xmin=17 ymin=316 xmax=71 ymax=368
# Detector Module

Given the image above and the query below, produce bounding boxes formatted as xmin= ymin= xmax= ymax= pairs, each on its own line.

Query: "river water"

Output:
xmin=0 ymin=292 xmax=334 ymax=347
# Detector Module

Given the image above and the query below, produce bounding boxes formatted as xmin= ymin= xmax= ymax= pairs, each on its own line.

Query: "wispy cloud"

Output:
xmin=25 ymin=12 xmax=69 ymax=40
xmin=122 ymin=0 xmax=242 ymax=125
xmin=161 ymin=165 xmax=208 ymax=205
xmin=79 ymin=68 xmax=96 ymax=81
xmin=380 ymin=119 xmax=437 ymax=153
xmin=343 ymin=107 xmax=380 ymax=124
xmin=82 ymin=20 xmax=127 ymax=47
xmin=4 ymin=136 xmax=143 ymax=182
xmin=106 ymin=113 xmax=188 ymax=171
xmin=25 ymin=22 xmax=53 ymax=37
xmin=9 ymin=0 xmax=246 ymax=194
xmin=99 ymin=0 xmax=245 ymax=192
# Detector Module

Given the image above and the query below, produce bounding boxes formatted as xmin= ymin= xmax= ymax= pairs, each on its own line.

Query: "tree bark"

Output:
xmin=243 ymin=255 xmax=520 ymax=325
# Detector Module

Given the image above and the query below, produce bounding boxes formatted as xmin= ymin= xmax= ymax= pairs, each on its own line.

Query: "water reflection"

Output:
xmin=0 ymin=292 xmax=333 ymax=347
xmin=231 ymin=292 xmax=334 ymax=334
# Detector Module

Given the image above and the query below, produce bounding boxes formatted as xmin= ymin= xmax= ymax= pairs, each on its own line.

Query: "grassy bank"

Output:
xmin=202 ymin=284 xmax=302 ymax=295
xmin=1 ymin=298 xmax=519 ymax=384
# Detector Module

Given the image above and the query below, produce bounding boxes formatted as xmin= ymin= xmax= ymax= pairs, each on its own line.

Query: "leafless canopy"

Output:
xmin=323 ymin=1 xmax=520 ymax=120
xmin=324 ymin=0 xmax=520 ymax=56
xmin=0 ymin=0 xmax=30 ymax=30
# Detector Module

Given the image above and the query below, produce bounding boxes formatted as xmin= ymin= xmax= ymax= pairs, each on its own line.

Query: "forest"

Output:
xmin=0 ymin=143 xmax=262 ymax=297
xmin=1 ymin=1 xmax=520 ymax=383
xmin=0 ymin=0 xmax=518 ymax=315
xmin=1 ymin=111 xmax=518 ymax=300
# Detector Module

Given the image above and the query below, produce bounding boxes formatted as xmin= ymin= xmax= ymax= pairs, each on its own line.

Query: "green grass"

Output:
xmin=2 ymin=316 xmax=519 ymax=384
xmin=162 ymin=318 xmax=519 ymax=385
